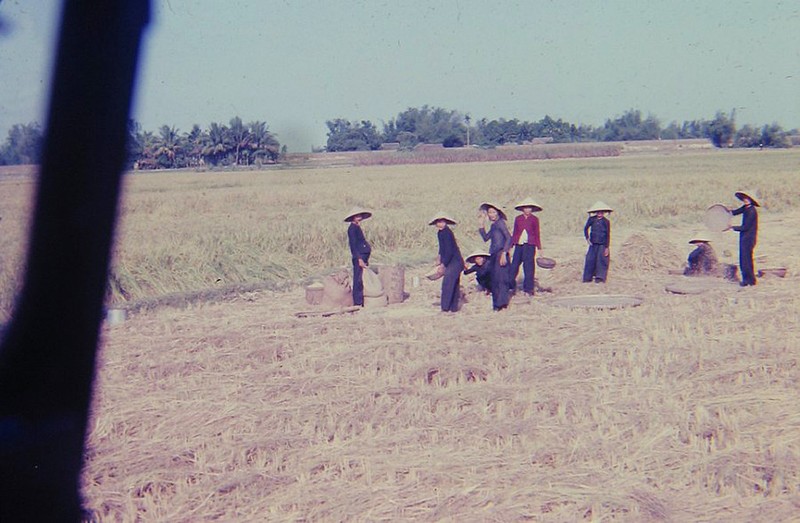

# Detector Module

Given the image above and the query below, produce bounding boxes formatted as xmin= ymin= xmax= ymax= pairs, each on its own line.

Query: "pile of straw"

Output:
xmin=615 ymin=233 xmax=683 ymax=273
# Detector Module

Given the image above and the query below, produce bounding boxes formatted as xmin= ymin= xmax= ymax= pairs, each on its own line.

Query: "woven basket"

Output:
xmin=425 ymin=265 xmax=445 ymax=281
xmin=364 ymin=294 xmax=388 ymax=308
xmin=305 ymin=282 xmax=324 ymax=305
xmin=536 ymin=257 xmax=556 ymax=269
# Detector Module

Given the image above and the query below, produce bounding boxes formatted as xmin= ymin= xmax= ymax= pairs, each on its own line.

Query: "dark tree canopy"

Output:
xmin=325 ymin=119 xmax=382 ymax=152
xmin=0 ymin=122 xmax=43 ymax=165
xmin=2 ymin=107 xmax=793 ymax=167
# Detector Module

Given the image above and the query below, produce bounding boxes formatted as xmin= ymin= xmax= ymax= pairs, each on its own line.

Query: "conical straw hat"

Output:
xmin=428 ymin=212 xmax=457 ymax=226
xmin=688 ymin=234 xmax=712 ymax=244
xmin=514 ymin=197 xmax=543 ymax=212
xmin=587 ymin=201 xmax=613 ymax=213
xmin=734 ymin=190 xmax=760 ymax=207
xmin=465 ymin=250 xmax=490 ymax=264
xmin=479 ymin=201 xmax=507 ymax=221
xmin=344 ymin=207 xmax=373 ymax=222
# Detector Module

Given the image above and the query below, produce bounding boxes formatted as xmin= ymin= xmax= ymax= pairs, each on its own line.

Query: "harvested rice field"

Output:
xmin=2 ymin=148 xmax=800 ymax=520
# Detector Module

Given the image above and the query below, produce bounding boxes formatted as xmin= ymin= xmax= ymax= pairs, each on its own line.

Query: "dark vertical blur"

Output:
xmin=0 ymin=1 xmax=150 ymax=519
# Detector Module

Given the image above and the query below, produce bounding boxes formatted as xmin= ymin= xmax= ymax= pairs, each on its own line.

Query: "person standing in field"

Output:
xmin=430 ymin=212 xmax=464 ymax=313
xmin=345 ymin=207 xmax=372 ymax=306
xmin=478 ymin=202 xmax=512 ymax=310
xmin=582 ymin=201 xmax=612 ymax=283
xmin=729 ymin=190 xmax=759 ymax=286
xmin=509 ymin=197 xmax=543 ymax=296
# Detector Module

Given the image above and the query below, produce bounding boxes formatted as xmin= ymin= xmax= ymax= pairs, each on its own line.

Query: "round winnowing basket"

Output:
xmin=536 ymin=257 xmax=556 ymax=269
xmin=704 ymin=204 xmax=733 ymax=232
xmin=548 ymin=294 xmax=643 ymax=309
xmin=425 ymin=266 xmax=444 ymax=281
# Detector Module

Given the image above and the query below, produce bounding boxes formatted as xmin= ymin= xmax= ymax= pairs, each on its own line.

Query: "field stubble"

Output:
xmin=2 ymin=150 xmax=800 ymax=520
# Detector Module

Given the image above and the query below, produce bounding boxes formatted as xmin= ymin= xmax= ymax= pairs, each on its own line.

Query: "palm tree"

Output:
xmin=202 ymin=122 xmax=231 ymax=166
xmin=248 ymin=120 xmax=280 ymax=164
xmin=228 ymin=116 xmax=250 ymax=165
xmin=153 ymin=125 xmax=183 ymax=168
xmin=184 ymin=124 xmax=204 ymax=167
xmin=136 ymin=130 xmax=158 ymax=169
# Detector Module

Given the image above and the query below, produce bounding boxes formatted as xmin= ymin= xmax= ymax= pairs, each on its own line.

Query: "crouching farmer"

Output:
xmin=684 ymin=236 xmax=718 ymax=276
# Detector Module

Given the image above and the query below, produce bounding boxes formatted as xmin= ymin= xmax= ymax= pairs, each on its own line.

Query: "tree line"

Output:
xmin=324 ymin=107 xmax=796 ymax=152
xmin=1 ymin=109 xmax=795 ymax=168
xmin=126 ymin=117 xmax=283 ymax=169
xmin=0 ymin=117 xmax=282 ymax=169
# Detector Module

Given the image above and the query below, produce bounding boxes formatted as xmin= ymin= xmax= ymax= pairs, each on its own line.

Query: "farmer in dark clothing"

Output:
xmin=464 ymin=251 xmax=492 ymax=293
xmin=730 ymin=190 xmax=759 ymax=286
xmin=345 ymin=207 xmax=372 ymax=306
xmin=430 ymin=212 xmax=464 ymax=312
xmin=684 ymin=236 xmax=719 ymax=276
xmin=509 ymin=197 xmax=543 ymax=296
xmin=478 ymin=202 xmax=512 ymax=310
xmin=582 ymin=201 xmax=612 ymax=283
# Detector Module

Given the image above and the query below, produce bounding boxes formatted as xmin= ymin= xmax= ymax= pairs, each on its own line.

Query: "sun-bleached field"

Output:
xmin=3 ymin=148 xmax=800 ymax=520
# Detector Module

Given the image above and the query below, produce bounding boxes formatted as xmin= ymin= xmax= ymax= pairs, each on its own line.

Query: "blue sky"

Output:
xmin=1 ymin=0 xmax=798 ymax=152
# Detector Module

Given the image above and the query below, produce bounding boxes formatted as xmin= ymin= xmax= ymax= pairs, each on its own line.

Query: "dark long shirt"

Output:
xmin=348 ymin=223 xmax=371 ymax=260
xmin=464 ymin=263 xmax=490 ymax=278
xmin=584 ymin=216 xmax=610 ymax=247
xmin=438 ymin=226 xmax=463 ymax=266
xmin=731 ymin=204 xmax=758 ymax=246
xmin=479 ymin=219 xmax=512 ymax=255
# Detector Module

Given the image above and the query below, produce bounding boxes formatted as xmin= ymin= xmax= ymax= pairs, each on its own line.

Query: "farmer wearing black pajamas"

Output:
xmin=464 ymin=251 xmax=492 ymax=293
xmin=730 ymin=190 xmax=759 ymax=286
xmin=345 ymin=207 xmax=372 ymax=306
xmin=582 ymin=201 xmax=612 ymax=283
xmin=430 ymin=212 xmax=464 ymax=312
xmin=478 ymin=202 xmax=513 ymax=310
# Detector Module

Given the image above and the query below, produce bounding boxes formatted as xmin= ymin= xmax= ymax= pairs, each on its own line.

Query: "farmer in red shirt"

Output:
xmin=509 ymin=197 xmax=543 ymax=296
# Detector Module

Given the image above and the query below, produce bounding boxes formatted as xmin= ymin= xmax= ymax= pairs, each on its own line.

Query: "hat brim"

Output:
xmin=479 ymin=203 xmax=507 ymax=220
xmin=735 ymin=192 xmax=760 ymax=207
xmin=344 ymin=211 xmax=372 ymax=222
xmin=465 ymin=253 xmax=490 ymax=264
xmin=688 ymin=239 xmax=711 ymax=244
xmin=428 ymin=217 xmax=457 ymax=226
xmin=514 ymin=204 xmax=543 ymax=212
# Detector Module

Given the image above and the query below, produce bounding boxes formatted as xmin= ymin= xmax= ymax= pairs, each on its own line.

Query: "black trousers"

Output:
xmin=510 ymin=244 xmax=536 ymax=293
xmin=739 ymin=239 xmax=756 ymax=285
xmin=440 ymin=259 xmax=462 ymax=312
xmin=489 ymin=252 xmax=510 ymax=309
xmin=351 ymin=253 xmax=370 ymax=305
xmin=583 ymin=244 xmax=609 ymax=282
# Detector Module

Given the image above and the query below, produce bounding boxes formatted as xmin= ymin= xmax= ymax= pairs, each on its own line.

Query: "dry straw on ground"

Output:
xmin=3 ymin=147 xmax=800 ymax=520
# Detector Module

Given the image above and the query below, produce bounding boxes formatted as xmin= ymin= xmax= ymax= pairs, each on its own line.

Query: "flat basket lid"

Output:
xmin=547 ymin=294 xmax=643 ymax=309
